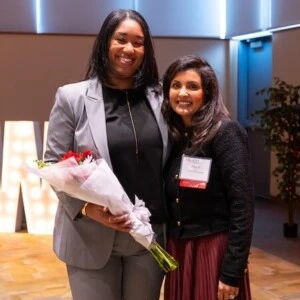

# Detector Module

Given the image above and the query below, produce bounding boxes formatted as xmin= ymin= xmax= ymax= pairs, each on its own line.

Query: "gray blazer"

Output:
xmin=44 ymin=78 xmax=169 ymax=269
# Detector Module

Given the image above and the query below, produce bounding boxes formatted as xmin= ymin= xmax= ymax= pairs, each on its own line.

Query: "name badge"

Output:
xmin=179 ymin=155 xmax=212 ymax=189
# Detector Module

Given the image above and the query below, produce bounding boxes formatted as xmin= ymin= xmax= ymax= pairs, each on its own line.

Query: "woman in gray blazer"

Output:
xmin=44 ymin=9 xmax=168 ymax=300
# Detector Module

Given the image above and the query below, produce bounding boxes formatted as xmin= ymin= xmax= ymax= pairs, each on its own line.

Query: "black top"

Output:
xmin=102 ymin=86 xmax=166 ymax=223
xmin=164 ymin=119 xmax=254 ymax=286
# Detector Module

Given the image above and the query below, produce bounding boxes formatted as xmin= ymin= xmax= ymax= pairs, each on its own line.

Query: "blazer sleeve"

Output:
xmin=213 ymin=120 xmax=255 ymax=286
xmin=44 ymin=87 xmax=85 ymax=219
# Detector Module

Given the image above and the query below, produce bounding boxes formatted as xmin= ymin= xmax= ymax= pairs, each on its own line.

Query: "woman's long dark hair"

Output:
xmin=85 ymin=9 xmax=159 ymax=88
xmin=162 ymin=55 xmax=230 ymax=154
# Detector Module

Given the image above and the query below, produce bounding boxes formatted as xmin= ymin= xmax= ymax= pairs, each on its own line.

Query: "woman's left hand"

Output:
xmin=217 ymin=281 xmax=239 ymax=300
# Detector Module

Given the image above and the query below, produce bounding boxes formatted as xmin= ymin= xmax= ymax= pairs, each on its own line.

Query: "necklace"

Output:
xmin=125 ymin=91 xmax=139 ymax=163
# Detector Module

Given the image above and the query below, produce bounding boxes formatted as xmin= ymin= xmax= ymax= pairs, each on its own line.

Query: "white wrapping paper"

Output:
xmin=27 ymin=157 xmax=154 ymax=249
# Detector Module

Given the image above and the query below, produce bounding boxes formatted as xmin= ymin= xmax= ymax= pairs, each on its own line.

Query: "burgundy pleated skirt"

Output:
xmin=164 ymin=232 xmax=252 ymax=300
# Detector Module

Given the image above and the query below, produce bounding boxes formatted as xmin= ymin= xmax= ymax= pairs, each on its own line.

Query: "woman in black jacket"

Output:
xmin=162 ymin=55 xmax=254 ymax=300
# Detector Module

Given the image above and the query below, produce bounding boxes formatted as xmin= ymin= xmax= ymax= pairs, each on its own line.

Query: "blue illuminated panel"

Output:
xmin=137 ymin=0 xmax=221 ymax=38
xmin=0 ymin=0 xmax=36 ymax=33
xmin=271 ymin=0 xmax=300 ymax=29
xmin=39 ymin=0 xmax=134 ymax=34
xmin=226 ymin=0 xmax=262 ymax=38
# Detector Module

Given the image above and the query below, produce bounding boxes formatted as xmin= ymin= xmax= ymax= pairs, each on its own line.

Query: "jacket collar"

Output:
xmin=87 ymin=77 xmax=103 ymax=100
xmin=85 ymin=78 xmax=169 ymax=166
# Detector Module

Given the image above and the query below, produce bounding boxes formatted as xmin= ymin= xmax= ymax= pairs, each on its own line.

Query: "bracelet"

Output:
xmin=81 ymin=203 xmax=89 ymax=217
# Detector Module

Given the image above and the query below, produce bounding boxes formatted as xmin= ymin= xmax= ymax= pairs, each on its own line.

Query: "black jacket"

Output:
xmin=164 ymin=119 xmax=254 ymax=286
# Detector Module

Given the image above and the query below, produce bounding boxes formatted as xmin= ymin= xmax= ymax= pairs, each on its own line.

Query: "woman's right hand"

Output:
xmin=217 ymin=281 xmax=239 ymax=300
xmin=85 ymin=203 xmax=132 ymax=232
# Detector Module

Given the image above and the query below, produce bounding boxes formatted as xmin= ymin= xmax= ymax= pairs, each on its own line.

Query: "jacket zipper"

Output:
xmin=125 ymin=91 xmax=139 ymax=163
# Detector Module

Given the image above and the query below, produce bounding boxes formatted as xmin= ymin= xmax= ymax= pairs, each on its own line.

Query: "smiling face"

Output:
xmin=169 ymin=69 xmax=204 ymax=127
xmin=108 ymin=18 xmax=145 ymax=88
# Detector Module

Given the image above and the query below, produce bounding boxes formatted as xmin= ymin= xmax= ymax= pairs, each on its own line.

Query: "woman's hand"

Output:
xmin=217 ymin=281 xmax=239 ymax=300
xmin=85 ymin=203 xmax=132 ymax=232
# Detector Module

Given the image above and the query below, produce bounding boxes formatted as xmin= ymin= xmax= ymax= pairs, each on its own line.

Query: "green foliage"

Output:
xmin=34 ymin=159 xmax=51 ymax=169
xmin=149 ymin=242 xmax=178 ymax=273
xmin=254 ymin=77 xmax=300 ymax=225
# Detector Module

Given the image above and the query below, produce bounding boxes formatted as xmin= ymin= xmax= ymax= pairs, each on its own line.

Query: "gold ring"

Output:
xmin=229 ymin=295 xmax=235 ymax=300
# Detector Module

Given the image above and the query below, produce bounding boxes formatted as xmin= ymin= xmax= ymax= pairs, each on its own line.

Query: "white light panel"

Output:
xmin=0 ymin=121 xmax=58 ymax=234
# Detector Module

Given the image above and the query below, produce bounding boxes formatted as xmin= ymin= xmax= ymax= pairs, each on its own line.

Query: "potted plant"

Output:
xmin=254 ymin=77 xmax=300 ymax=238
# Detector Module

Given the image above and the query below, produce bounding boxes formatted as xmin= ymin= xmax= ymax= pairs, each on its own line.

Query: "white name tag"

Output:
xmin=179 ymin=155 xmax=212 ymax=189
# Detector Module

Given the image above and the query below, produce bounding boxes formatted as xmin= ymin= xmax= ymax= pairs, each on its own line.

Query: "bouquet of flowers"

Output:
xmin=28 ymin=150 xmax=178 ymax=273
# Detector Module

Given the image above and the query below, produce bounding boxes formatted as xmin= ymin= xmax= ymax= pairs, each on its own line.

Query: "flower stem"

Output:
xmin=149 ymin=242 xmax=178 ymax=273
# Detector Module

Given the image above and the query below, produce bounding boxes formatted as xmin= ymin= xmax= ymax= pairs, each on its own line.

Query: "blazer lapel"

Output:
xmin=145 ymin=87 xmax=169 ymax=165
xmin=85 ymin=80 xmax=168 ymax=168
xmin=85 ymin=78 xmax=113 ymax=168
